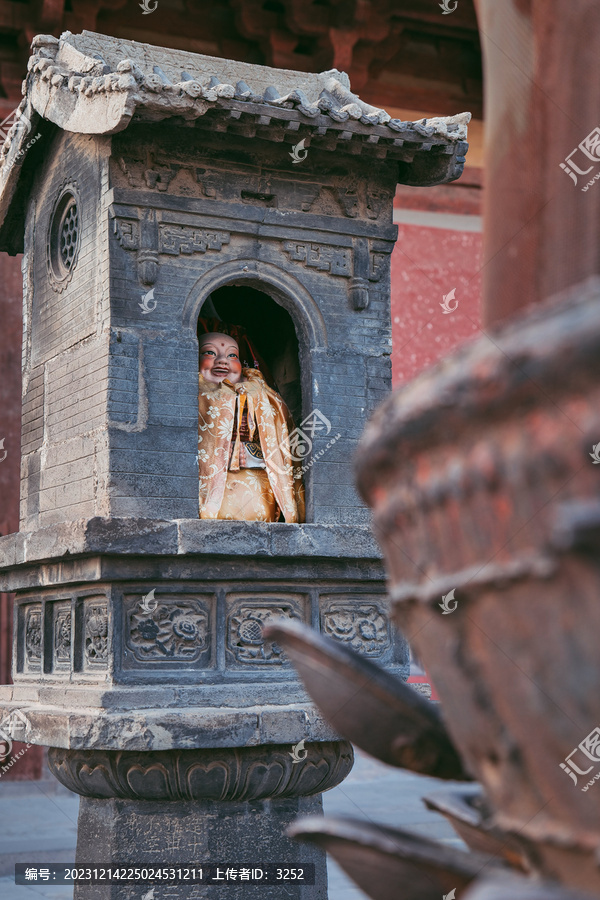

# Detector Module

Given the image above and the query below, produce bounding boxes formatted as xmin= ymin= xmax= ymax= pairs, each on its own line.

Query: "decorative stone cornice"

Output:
xmin=22 ymin=31 xmax=469 ymax=133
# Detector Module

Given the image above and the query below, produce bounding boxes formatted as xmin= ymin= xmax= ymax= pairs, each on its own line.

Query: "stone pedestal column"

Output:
xmin=0 ymin=524 xmax=397 ymax=900
xmin=49 ymin=741 xmax=353 ymax=899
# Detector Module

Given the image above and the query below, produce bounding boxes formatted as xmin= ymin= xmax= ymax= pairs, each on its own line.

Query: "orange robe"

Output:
xmin=198 ymin=369 xmax=305 ymax=523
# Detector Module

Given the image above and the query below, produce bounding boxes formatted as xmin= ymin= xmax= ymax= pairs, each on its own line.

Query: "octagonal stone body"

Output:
xmin=0 ymin=518 xmax=401 ymax=748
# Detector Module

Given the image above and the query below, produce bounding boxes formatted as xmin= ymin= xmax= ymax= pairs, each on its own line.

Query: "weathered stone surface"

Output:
xmin=0 ymin=552 xmax=387 ymax=592
xmin=0 ymin=694 xmax=342 ymax=750
xmin=9 ymin=30 xmax=470 ymax=146
xmin=0 ymin=519 xmax=383 ymax=570
xmin=3 ymin=557 xmax=402 ymax=699
xmin=73 ymin=792 xmax=328 ymax=899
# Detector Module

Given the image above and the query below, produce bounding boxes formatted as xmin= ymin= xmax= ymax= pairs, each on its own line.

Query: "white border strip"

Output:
xmin=393 ymin=208 xmax=483 ymax=232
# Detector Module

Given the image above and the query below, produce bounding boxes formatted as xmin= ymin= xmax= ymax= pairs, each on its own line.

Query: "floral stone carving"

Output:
xmin=127 ymin=599 xmax=209 ymax=663
xmin=321 ymin=602 xmax=389 ymax=656
xmin=227 ymin=604 xmax=301 ymax=664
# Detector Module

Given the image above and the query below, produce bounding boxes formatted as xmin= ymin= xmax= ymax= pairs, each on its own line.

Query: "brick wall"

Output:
xmin=21 ymin=132 xmax=111 ymax=531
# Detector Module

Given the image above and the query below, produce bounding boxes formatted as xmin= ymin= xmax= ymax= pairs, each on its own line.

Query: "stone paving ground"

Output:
xmin=0 ymin=747 xmax=464 ymax=899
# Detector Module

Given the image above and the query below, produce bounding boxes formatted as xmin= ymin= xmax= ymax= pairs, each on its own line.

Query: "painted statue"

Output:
xmin=198 ymin=332 xmax=305 ymax=522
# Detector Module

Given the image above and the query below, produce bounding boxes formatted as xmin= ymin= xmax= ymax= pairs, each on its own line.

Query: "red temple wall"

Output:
xmin=390 ymin=218 xmax=483 ymax=388
xmin=391 ymin=168 xmax=483 ymax=696
xmin=390 ymin=167 xmax=483 ymax=387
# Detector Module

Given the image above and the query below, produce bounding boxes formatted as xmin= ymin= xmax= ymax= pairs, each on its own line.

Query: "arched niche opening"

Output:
xmin=197 ymin=284 xmax=302 ymax=425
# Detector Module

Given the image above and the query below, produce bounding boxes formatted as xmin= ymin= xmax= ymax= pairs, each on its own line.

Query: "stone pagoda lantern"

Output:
xmin=0 ymin=30 xmax=469 ymax=898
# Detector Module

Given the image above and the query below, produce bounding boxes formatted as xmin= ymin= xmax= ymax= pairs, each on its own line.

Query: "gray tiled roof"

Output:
xmin=8 ymin=31 xmax=470 ymax=147
xmin=23 ymin=30 xmax=470 ymax=136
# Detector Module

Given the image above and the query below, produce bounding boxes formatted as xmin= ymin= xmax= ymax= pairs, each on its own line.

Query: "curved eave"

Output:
xmin=27 ymin=73 xmax=469 ymax=177
xmin=0 ymin=102 xmax=52 ymax=255
xmin=28 ymin=73 xmax=469 ymax=168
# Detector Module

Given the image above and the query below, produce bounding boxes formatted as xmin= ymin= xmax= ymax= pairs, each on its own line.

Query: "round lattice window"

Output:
xmin=47 ymin=188 xmax=80 ymax=290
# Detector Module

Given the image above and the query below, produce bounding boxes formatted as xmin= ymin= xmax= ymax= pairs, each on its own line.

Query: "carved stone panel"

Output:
xmin=24 ymin=605 xmax=42 ymax=672
xmin=158 ymin=225 xmax=230 ymax=256
xmin=124 ymin=594 xmax=212 ymax=669
xmin=226 ymin=595 xmax=306 ymax=666
xmin=335 ymin=188 xmax=359 ymax=218
xmin=320 ymin=597 xmax=390 ymax=657
xmin=366 ymin=188 xmax=394 ymax=220
xmin=281 ymin=241 xmax=352 ymax=277
xmin=113 ymin=216 xmax=139 ymax=250
xmin=83 ymin=600 xmax=109 ymax=670
xmin=370 ymin=251 xmax=388 ymax=282
xmin=53 ymin=603 xmax=72 ymax=672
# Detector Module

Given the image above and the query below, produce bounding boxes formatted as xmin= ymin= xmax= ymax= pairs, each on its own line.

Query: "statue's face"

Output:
xmin=199 ymin=333 xmax=243 ymax=384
